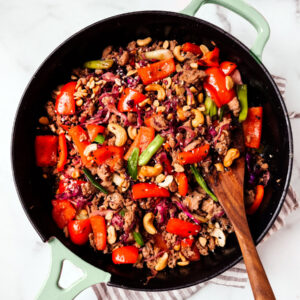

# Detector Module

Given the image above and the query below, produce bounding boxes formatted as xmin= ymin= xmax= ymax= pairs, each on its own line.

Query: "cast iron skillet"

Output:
xmin=11 ymin=0 xmax=293 ymax=297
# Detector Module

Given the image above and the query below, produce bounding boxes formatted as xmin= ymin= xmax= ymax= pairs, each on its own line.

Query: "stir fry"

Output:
xmin=35 ymin=37 xmax=269 ymax=272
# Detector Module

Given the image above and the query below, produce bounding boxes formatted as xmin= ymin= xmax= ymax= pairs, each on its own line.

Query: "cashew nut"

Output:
xmin=76 ymin=209 xmax=88 ymax=220
xmin=214 ymin=163 xmax=224 ymax=172
xmin=155 ymin=173 xmax=166 ymax=184
xmin=179 ymin=252 xmax=187 ymax=262
xmin=162 ymin=40 xmax=169 ymax=49
xmin=138 ymin=97 xmax=152 ymax=108
xmin=223 ymin=148 xmax=240 ymax=167
xmin=127 ymin=126 xmax=137 ymax=140
xmin=187 ymin=93 xmax=195 ymax=106
xmin=162 ymin=77 xmax=172 ymax=89
xmin=158 ymin=175 xmax=173 ymax=187
xmin=197 ymin=92 xmax=204 ymax=103
xmin=200 ymin=44 xmax=209 ymax=55
xmin=137 ymin=37 xmax=152 ymax=47
xmin=174 ymin=163 xmax=185 ymax=173
xmin=139 ymin=164 xmax=163 ymax=177
xmin=190 ymin=62 xmax=198 ymax=69
xmin=173 ymin=45 xmax=185 ymax=62
xmin=156 ymin=106 xmax=166 ymax=113
xmin=211 ymin=228 xmax=226 ymax=247
xmin=112 ymin=173 xmax=129 ymax=192
xmin=143 ymin=212 xmax=157 ymax=235
xmin=83 ymin=143 xmax=98 ymax=157
xmin=144 ymin=49 xmax=173 ymax=61
xmin=155 ymin=252 xmax=169 ymax=271
xmin=174 ymin=243 xmax=181 ymax=251
xmin=145 ymin=84 xmax=166 ymax=101
xmin=191 ymin=109 xmax=205 ymax=127
xmin=175 ymin=85 xmax=185 ymax=96
xmin=199 ymin=236 xmax=207 ymax=247
xmin=107 ymin=225 xmax=117 ymax=244
xmin=225 ymin=75 xmax=234 ymax=90
xmin=177 ymin=107 xmax=187 ymax=121
xmin=107 ymin=123 xmax=127 ymax=147
xmin=178 ymin=261 xmax=190 ymax=267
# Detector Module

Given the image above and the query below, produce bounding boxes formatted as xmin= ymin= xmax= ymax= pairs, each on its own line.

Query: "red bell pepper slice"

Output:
xmin=177 ymin=144 xmax=210 ymax=165
xmin=118 ymin=88 xmax=146 ymax=112
xmin=154 ymin=234 xmax=169 ymax=251
xmin=68 ymin=219 xmax=92 ymax=245
xmin=204 ymin=67 xmax=236 ymax=108
xmin=90 ymin=215 xmax=107 ymax=251
xmin=68 ymin=125 xmax=91 ymax=166
xmin=52 ymin=200 xmax=76 ymax=229
xmin=247 ymin=185 xmax=264 ymax=215
xmin=57 ymin=133 xmax=68 ymax=172
xmin=166 ymin=218 xmax=201 ymax=237
xmin=55 ymin=81 xmax=77 ymax=115
xmin=180 ymin=238 xmax=200 ymax=261
xmin=198 ymin=47 xmax=220 ymax=67
xmin=86 ymin=124 xmax=105 ymax=142
xmin=220 ymin=61 xmax=237 ymax=75
xmin=112 ymin=246 xmax=139 ymax=264
xmin=35 ymin=135 xmax=58 ymax=167
xmin=175 ymin=172 xmax=188 ymax=196
xmin=181 ymin=237 xmax=194 ymax=248
xmin=132 ymin=183 xmax=170 ymax=200
xmin=182 ymin=42 xmax=202 ymax=55
xmin=243 ymin=107 xmax=263 ymax=149
xmin=124 ymin=126 xmax=155 ymax=160
xmin=93 ymin=146 xmax=124 ymax=171
xmin=137 ymin=58 xmax=176 ymax=85
xmin=58 ymin=179 xmax=86 ymax=194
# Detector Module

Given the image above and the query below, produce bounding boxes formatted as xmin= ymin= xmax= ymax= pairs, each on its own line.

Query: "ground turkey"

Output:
xmin=179 ymin=69 xmax=206 ymax=85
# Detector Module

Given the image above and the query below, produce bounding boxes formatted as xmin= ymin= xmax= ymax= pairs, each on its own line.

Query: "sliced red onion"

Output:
xmin=102 ymin=72 xmax=117 ymax=82
xmin=231 ymin=69 xmax=243 ymax=85
xmin=214 ymin=124 xmax=229 ymax=145
xmin=144 ymin=250 xmax=165 ymax=262
xmin=175 ymin=201 xmax=202 ymax=225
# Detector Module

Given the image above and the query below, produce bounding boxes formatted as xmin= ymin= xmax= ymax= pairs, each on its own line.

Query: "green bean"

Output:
xmin=83 ymin=59 xmax=114 ymax=69
xmin=83 ymin=168 xmax=108 ymax=194
xmin=237 ymin=84 xmax=248 ymax=122
xmin=190 ymin=165 xmax=218 ymax=202
xmin=94 ymin=134 xmax=105 ymax=144
xmin=204 ymin=96 xmax=217 ymax=117
xmin=133 ymin=231 xmax=144 ymax=246
xmin=138 ymin=135 xmax=165 ymax=166
xmin=127 ymin=147 xmax=139 ymax=180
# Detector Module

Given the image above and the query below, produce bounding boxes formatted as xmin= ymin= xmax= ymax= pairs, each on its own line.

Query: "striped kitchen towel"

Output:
xmin=92 ymin=76 xmax=298 ymax=299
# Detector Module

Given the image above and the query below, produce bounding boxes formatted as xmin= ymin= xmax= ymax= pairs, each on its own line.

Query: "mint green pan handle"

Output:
xmin=181 ymin=0 xmax=270 ymax=61
xmin=37 ymin=238 xmax=110 ymax=300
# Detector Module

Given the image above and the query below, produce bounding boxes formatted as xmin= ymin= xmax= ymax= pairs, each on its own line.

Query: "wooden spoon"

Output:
xmin=207 ymin=129 xmax=275 ymax=300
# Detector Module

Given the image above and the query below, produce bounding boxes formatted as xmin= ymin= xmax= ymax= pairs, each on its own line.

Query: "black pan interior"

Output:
xmin=12 ymin=11 xmax=293 ymax=291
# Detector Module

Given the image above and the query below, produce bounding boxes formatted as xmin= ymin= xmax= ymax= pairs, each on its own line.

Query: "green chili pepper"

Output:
xmin=219 ymin=106 xmax=225 ymax=121
xmin=237 ymin=84 xmax=248 ymax=122
xmin=133 ymin=231 xmax=144 ymax=246
xmin=119 ymin=209 xmax=126 ymax=217
xmin=204 ymin=96 xmax=217 ymax=117
xmin=83 ymin=168 xmax=108 ymax=194
xmin=138 ymin=134 xmax=165 ymax=166
xmin=83 ymin=59 xmax=114 ymax=69
xmin=190 ymin=165 xmax=218 ymax=202
xmin=127 ymin=147 xmax=139 ymax=180
xmin=94 ymin=134 xmax=105 ymax=144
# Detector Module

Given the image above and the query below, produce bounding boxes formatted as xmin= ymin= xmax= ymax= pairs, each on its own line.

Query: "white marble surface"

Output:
xmin=1 ymin=0 xmax=300 ymax=299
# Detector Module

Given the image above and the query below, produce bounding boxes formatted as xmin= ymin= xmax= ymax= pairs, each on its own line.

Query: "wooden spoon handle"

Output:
xmin=235 ymin=226 xmax=276 ymax=300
